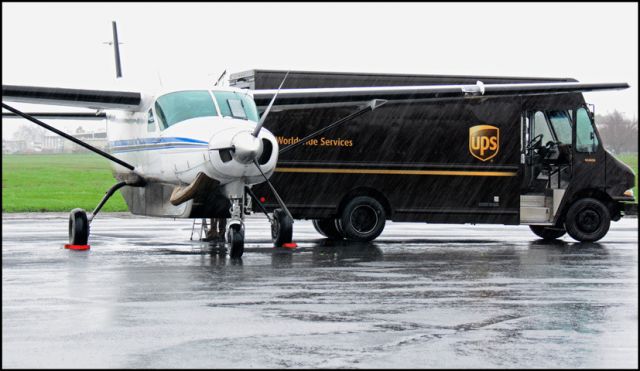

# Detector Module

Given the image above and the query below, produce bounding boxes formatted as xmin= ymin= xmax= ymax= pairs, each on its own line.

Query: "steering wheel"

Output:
xmin=526 ymin=134 xmax=544 ymax=151
xmin=544 ymin=140 xmax=560 ymax=151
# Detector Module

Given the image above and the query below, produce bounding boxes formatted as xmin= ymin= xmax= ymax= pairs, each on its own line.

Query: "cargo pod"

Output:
xmin=233 ymin=70 xmax=634 ymax=243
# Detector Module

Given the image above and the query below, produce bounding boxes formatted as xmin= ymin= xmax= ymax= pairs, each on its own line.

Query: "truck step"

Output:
xmin=520 ymin=206 xmax=551 ymax=223
xmin=521 ymin=194 xmax=546 ymax=207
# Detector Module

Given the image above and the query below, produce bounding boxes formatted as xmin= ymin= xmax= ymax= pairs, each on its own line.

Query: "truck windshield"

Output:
xmin=154 ymin=90 xmax=218 ymax=130
xmin=213 ymin=91 xmax=260 ymax=122
xmin=547 ymin=111 xmax=572 ymax=145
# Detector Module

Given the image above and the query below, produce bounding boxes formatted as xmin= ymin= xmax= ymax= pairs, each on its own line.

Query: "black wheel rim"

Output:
xmin=349 ymin=205 xmax=378 ymax=234
xmin=576 ymin=208 xmax=601 ymax=233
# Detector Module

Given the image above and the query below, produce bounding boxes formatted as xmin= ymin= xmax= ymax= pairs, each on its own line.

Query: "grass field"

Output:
xmin=617 ymin=152 xmax=638 ymax=200
xmin=2 ymin=152 xmax=639 ymax=212
xmin=2 ymin=154 xmax=128 ymax=212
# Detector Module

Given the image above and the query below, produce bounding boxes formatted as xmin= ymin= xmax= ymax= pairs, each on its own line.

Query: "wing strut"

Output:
xmin=2 ymin=103 xmax=135 ymax=171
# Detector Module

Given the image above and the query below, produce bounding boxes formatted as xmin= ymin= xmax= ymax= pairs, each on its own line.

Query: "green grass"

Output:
xmin=2 ymin=152 xmax=638 ymax=213
xmin=2 ymin=153 xmax=128 ymax=212
xmin=615 ymin=152 xmax=638 ymax=201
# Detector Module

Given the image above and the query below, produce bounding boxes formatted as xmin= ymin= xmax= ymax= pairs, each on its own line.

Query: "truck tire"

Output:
xmin=529 ymin=225 xmax=566 ymax=240
xmin=564 ymin=197 xmax=611 ymax=243
xmin=312 ymin=219 xmax=344 ymax=239
xmin=340 ymin=196 xmax=386 ymax=242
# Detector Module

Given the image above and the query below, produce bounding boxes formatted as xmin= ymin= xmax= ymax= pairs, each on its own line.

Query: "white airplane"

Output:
xmin=2 ymin=22 xmax=629 ymax=258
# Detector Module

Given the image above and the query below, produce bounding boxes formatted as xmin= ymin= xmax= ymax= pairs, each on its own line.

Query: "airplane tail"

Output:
xmin=111 ymin=21 xmax=123 ymax=79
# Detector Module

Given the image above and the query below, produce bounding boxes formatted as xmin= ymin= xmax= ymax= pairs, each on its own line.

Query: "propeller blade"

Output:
xmin=252 ymin=71 xmax=290 ymax=137
xmin=279 ymin=99 xmax=386 ymax=155
xmin=252 ymin=159 xmax=294 ymax=222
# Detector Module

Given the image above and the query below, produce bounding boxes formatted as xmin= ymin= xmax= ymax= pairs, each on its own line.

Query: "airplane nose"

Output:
xmin=232 ymin=131 xmax=263 ymax=164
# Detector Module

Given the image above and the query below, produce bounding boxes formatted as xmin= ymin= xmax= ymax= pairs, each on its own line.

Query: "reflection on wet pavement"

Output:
xmin=2 ymin=213 xmax=638 ymax=368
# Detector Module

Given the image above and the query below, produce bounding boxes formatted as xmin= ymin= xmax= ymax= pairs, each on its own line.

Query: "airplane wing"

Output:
xmin=2 ymin=111 xmax=107 ymax=120
xmin=2 ymin=85 xmax=143 ymax=110
xmin=251 ymin=81 xmax=630 ymax=110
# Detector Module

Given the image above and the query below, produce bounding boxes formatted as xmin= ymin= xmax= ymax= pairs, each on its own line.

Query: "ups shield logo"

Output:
xmin=469 ymin=125 xmax=499 ymax=161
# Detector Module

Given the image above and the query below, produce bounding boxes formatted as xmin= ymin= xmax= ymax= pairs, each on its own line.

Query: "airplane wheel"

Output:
xmin=529 ymin=225 xmax=566 ymax=240
xmin=69 ymin=208 xmax=89 ymax=245
xmin=340 ymin=196 xmax=386 ymax=242
xmin=312 ymin=219 xmax=344 ymax=239
xmin=564 ymin=197 xmax=610 ymax=243
xmin=228 ymin=224 xmax=244 ymax=258
xmin=272 ymin=209 xmax=293 ymax=247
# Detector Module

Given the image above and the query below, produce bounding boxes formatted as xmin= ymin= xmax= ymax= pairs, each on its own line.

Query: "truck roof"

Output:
xmin=229 ymin=69 xmax=578 ymax=90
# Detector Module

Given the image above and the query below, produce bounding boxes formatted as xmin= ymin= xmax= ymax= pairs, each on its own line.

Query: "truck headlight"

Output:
xmin=624 ymin=188 xmax=635 ymax=198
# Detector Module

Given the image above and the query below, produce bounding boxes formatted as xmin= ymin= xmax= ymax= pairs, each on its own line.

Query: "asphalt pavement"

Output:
xmin=2 ymin=213 xmax=638 ymax=368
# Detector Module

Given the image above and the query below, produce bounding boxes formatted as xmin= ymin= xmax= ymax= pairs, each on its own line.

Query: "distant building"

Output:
xmin=70 ymin=131 xmax=108 ymax=153
xmin=2 ymin=139 xmax=27 ymax=154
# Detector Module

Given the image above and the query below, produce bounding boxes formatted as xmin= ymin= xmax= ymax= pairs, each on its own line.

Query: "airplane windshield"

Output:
xmin=213 ymin=91 xmax=259 ymax=123
xmin=154 ymin=90 xmax=218 ymax=129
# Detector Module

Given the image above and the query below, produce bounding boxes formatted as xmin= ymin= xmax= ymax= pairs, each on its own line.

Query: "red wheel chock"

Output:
xmin=282 ymin=242 xmax=298 ymax=249
xmin=64 ymin=244 xmax=90 ymax=251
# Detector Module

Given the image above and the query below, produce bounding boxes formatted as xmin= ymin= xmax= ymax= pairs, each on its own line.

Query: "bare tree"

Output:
xmin=595 ymin=111 xmax=638 ymax=154
xmin=12 ymin=124 xmax=46 ymax=143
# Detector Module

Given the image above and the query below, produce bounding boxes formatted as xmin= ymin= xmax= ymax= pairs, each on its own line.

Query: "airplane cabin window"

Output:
xmin=154 ymin=90 xmax=219 ymax=129
xmin=147 ymin=109 xmax=156 ymax=132
xmin=213 ymin=91 xmax=259 ymax=122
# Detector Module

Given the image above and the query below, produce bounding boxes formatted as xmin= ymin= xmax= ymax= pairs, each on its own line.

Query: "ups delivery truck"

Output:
xmin=230 ymin=70 xmax=636 ymax=243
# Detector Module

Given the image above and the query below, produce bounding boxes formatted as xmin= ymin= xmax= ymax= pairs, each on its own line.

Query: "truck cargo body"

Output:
xmin=230 ymin=70 xmax=635 ymax=242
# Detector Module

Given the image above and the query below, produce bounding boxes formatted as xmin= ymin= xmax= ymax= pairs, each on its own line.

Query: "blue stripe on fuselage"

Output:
xmin=109 ymin=137 xmax=208 ymax=147
xmin=109 ymin=137 xmax=209 ymax=153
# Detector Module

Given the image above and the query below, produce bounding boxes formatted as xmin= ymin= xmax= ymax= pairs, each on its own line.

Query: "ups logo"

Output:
xmin=469 ymin=125 xmax=499 ymax=161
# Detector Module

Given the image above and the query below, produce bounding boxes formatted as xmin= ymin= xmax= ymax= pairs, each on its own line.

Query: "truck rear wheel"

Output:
xmin=312 ymin=219 xmax=344 ymax=239
xmin=529 ymin=225 xmax=566 ymax=240
xmin=340 ymin=196 xmax=386 ymax=242
xmin=564 ymin=197 xmax=611 ymax=243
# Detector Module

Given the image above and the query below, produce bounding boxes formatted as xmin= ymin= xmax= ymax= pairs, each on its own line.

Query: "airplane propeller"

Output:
xmin=252 ymin=71 xmax=289 ymax=138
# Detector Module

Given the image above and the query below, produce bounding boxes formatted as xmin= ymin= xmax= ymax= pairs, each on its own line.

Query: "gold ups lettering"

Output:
xmin=469 ymin=125 xmax=499 ymax=161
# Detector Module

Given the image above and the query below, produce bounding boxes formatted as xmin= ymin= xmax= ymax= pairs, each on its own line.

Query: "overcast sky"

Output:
xmin=2 ymin=2 xmax=638 ymax=138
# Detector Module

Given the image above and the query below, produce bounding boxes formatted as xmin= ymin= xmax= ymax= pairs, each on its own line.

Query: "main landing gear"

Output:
xmin=67 ymin=179 xmax=141 ymax=249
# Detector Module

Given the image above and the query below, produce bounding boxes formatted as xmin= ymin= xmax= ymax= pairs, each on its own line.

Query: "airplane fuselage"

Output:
xmin=103 ymin=87 xmax=279 ymax=217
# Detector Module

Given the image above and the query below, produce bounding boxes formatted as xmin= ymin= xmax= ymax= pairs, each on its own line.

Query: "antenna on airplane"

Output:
xmin=214 ymin=69 xmax=227 ymax=87
xmin=103 ymin=21 xmax=123 ymax=78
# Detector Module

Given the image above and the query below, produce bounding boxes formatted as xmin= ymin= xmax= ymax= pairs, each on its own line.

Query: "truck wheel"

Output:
xmin=69 ymin=208 xmax=89 ymax=245
xmin=564 ymin=198 xmax=611 ymax=243
xmin=529 ymin=225 xmax=566 ymax=240
xmin=340 ymin=196 xmax=386 ymax=242
xmin=272 ymin=209 xmax=293 ymax=247
xmin=312 ymin=219 xmax=344 ymax=239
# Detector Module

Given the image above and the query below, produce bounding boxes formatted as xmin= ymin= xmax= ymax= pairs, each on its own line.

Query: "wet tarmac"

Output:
xmin=2 ymin=213 xmax=638 ymax=368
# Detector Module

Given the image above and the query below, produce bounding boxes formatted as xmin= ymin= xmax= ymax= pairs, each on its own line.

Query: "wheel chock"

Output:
xmin=282 ymin=242 xmax=298 ymax=249
xmin=64 ymin=244 xmax=90 ymax=251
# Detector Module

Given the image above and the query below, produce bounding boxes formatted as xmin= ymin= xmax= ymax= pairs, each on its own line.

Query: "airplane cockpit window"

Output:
xmin=547 ymin=110 xmax=572 ymax=145
xmin=154 ymin=90 xmax=218 ymax=130
xmin=213 ymin=91 xmax=259 ymax=122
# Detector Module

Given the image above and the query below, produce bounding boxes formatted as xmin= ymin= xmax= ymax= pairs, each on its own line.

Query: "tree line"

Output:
xmin=595 ymin=110 xmax=638 ymax=154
